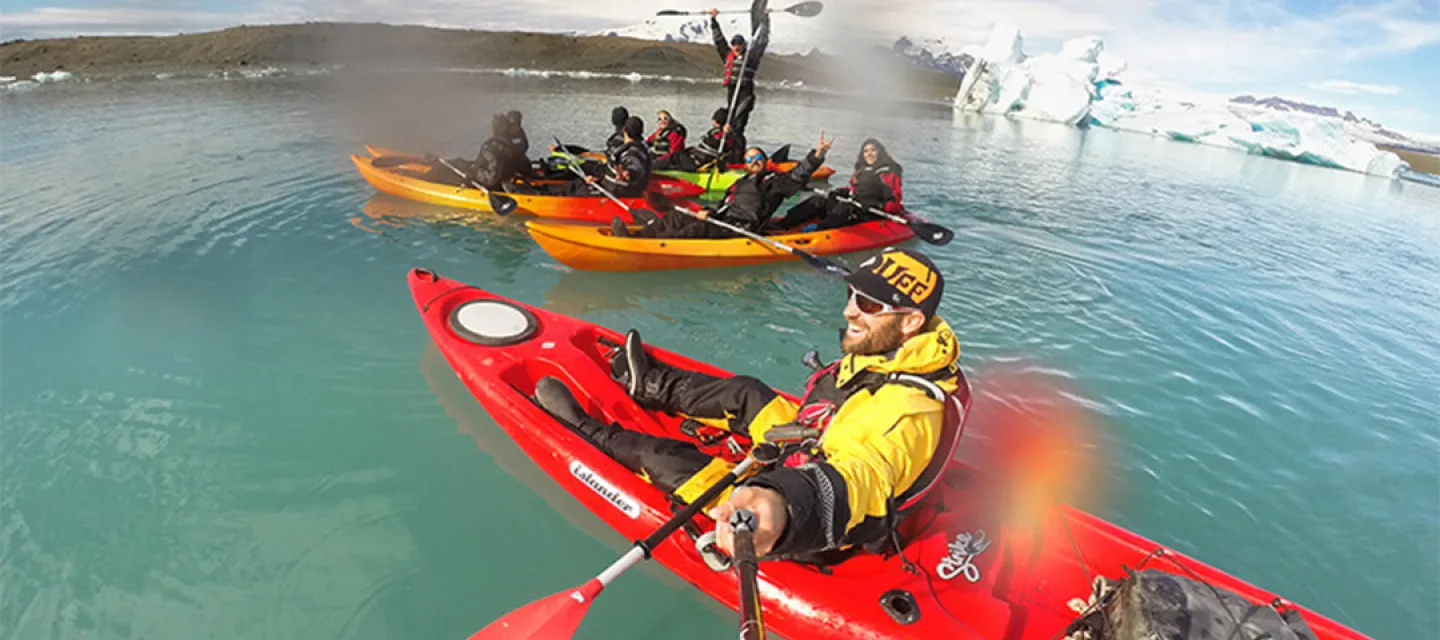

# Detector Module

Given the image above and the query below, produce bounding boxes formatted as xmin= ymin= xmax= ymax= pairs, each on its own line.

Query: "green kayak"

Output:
xmin=654 ymin=169 xmax=745 ymax=193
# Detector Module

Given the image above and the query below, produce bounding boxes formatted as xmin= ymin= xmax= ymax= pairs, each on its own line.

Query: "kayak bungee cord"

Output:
xmin=1044 ymin=522 xmax=1267 ymax=640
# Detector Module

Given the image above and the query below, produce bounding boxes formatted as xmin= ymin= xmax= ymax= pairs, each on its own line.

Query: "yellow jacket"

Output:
xmin=675 ymin=315 xmax=962 ymax=557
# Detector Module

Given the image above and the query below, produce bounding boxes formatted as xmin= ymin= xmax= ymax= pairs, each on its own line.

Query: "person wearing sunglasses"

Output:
xmin=533 ymin=247 xmax=967 ymax=561
xmin=653 ymin=108 xmax=737 ymax=172
xmin=771 ymin=138 xmax=905 ymax=232
xmin=645 ymin=110 xmax=688 ymax=166
xmin=613 ymin=131 xmax=833 ymax=238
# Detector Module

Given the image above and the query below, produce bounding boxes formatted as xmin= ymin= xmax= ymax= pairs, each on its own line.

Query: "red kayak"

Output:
xmin=409 ymin=268 xmax=1370 ymax=640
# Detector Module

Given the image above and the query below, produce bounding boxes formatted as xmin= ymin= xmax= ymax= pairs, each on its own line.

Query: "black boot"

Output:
xmin=611 ymin=217 xmax=630 ymax=237
xmin=533 ymin=376 xmax=613 ymax=442
xmin=617 ymin=330 xmax=650 ymax=397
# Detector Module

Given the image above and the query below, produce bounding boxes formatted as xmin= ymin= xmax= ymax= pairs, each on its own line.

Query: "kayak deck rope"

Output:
xmin=419 ymin=285 xmax=480 ymax=313
xmin=1051 ymin=533 xmax=1274 ymax=640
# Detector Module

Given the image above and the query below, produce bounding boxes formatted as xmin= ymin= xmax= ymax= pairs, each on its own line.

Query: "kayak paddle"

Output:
xmin=768 ymin=144 xmax=791 ymax=164
xmin=469 ymin=457 xmax=759 ymax=640
xmin=730 ymin=508 xmax=767 ymax=640
xmin=369 ymin=153 xmax=519 ymax=215
xmin=550 ymin=138 xmax=656 ymax=216
xmin=658 ymin=1 xmax=823 ymax=17
xmin=807 ymin=188 xmax=954 ymax=246
xmin=705 ymin=20 xmax=767 ymax=190
xmin=645 ymin=192 xmax=852 ymax=278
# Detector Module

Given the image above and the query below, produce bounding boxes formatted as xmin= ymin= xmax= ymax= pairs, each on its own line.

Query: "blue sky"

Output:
xmin=2 ymin=0 xmax=1437 ymax=133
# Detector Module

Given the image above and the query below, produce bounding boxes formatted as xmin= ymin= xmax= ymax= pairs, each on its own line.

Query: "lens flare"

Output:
xmin=956 ymin=363 xmax=1111 ymax=534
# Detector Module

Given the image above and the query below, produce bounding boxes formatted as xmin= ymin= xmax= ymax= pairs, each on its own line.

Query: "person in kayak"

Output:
xmin=428 ymin=113 xmax=522 ymax=190
xmin=534 ymin=247 xmax=966 ymax=561
xmin=504 ymin=110 xmax=530 ymax=158
xmin=612 ymin=132 xmax=831 ymax=238
xmin=652 ymin=108 xmax=737 ymax=172
xmin=548 ymin=116 xmax=652 ymax=198
xmin=710 ymin=4 xmax=770 ymax=154
xmin=646 ymin=110 xmax=688 ymax=167
xmin=771 ymin=138 xmax=904 ymax=231
xmin=604 ymin=106 xmax=630 ymax=155
xmin=542 ymin=106 xmax=630 ymax=180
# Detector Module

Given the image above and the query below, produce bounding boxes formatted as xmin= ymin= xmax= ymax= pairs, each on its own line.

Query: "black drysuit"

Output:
xmin=550 ymin=140 xmax=652 ymax=198
xmin=633 ymin=149 xmax=823 ymax=238
xmin=712 ymin=9 xmax=770 ymax=155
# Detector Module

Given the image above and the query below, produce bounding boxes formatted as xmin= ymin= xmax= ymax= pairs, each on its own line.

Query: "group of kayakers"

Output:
xmin=368 ymin=4 xmax=1370 ymax=634
xmin=406 ymin=0 xmax=948 ymax=564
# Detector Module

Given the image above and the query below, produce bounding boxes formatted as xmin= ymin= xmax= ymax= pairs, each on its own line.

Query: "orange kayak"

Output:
xmin=525 ymin=218 xmax=916 ymax=271
xmin=353 ymin=147 xmax=700 ymax=223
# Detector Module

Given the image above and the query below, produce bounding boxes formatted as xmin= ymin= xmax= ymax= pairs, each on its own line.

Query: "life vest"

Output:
xmin=694 ymin=126 xmax=733 ymax=161
xmin=851 ymin=165 xmax=897 ymax=208
xmin=649 ymin=122 xmax=687 ymax=156
xmin=723 ymin=50 xmax=740 ymax=87
xmin=766 ymin=357 xmax=972 ymax=561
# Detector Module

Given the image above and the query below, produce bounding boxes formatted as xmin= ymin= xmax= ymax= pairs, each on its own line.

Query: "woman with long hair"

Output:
xmin=771 ymin=138 xmax=904 ymax=232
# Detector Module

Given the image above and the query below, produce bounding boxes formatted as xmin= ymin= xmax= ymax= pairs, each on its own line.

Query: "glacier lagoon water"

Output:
xmin=1 ymin=73 xmax=1437 ymax=639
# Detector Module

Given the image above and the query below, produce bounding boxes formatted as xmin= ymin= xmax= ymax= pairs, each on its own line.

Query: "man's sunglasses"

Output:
xmin=848 ymin=286 xmax=914 ymax=316
xmin=744 ymin=153 xmax=767 ymax=163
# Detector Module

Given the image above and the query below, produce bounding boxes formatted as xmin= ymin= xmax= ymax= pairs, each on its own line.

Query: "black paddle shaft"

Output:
xmin=657 ymin=1 xmax=822 ymax=17
xmin=638 ymin=457 xmax=757 ymax=556
xmin=731 ymin=509 xmax=765 ymax=640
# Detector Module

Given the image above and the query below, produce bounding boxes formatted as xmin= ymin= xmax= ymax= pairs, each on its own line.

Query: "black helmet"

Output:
xmin=731 ymin=34 xmax=746 ymax=47
xmin=611 ymin=106 xmax=629 ymax=128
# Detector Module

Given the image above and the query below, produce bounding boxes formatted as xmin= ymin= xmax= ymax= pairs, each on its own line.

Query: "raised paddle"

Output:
xmin=807 ymin=188 xmax=954 ymax=246
xmin=370 ymin=153 xmax=519 ymax=215
xmin=707 ymin=20 xmax=766 ymax=190
xmin=645 ymin=192 xmax=852 ymax=278
xmin=469 ymin=457 xmax=759 ymax=640
xmin=657 ymin=1 xmax=824 ymax=17
xmin=730 ymin=508 xmax=767 ymax=640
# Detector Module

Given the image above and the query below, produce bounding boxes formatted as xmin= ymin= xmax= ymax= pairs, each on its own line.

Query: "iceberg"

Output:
xmin=955 ymin=29 xmax=1099 ymax=126
xmin=953 ymin=25 xmax=1413 ymax=179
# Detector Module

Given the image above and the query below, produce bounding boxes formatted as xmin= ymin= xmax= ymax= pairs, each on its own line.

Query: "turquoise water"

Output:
xmin=2 ymin=73 xmax=1437 ymax=639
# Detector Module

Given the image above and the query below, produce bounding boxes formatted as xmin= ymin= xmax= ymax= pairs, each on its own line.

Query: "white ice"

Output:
xmin=953 ymin=26 xmax=1412 ymax=179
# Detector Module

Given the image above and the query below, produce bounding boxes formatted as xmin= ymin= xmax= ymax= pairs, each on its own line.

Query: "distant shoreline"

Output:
xmin=0 ymin=21 xmax=960 ymax=100
xmin=1378 ymin=146 xmax=1440 ymax=175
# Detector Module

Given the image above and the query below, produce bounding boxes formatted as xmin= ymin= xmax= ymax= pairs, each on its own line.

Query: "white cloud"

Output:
xmin=1310 ymin=80 xmax=1403 ymax=95
xmin=2 ymin=0 xmax=1437 ymax=104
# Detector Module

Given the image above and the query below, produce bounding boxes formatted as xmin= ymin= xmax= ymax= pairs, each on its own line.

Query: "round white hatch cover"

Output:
xmin=450 ymin=300 xmax=538 ymax=346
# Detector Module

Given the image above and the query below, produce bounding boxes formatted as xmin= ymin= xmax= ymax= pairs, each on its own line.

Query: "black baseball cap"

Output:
xmin=844 ymin=248 xmax=944 ymax=320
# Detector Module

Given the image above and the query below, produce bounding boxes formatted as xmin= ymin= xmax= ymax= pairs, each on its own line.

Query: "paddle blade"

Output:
xmin=799 ymin=251 xmax=851 ymax=277
xmin=470 ymin=580 xmax=603 ymax=640
xmin=655 ymin=9 xmax=690 ymax=15
xmin=769 ymin=144 xmax=792 ymax=164
xmin=784 ymin=1 xmax=824 ymax=17
xmin=490 ymin=193 xmax=519 ymax=216
xmin=911 ymin=220 xmax=955 ymax=246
